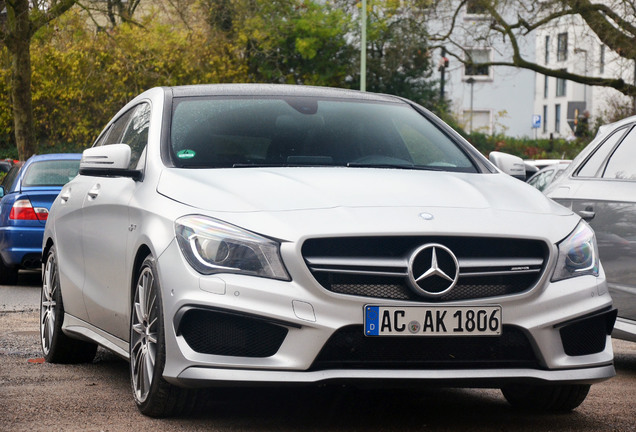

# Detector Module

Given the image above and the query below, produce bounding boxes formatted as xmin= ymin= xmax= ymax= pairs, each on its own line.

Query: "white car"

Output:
xmin=526 ymin=161 xmax=571 ymax=191
xmin=41 ymin=84 xmax=616 ymax=417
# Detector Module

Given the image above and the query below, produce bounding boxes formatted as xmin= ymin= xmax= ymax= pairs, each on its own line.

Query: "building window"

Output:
xmin=555 ymin=104 xmax=561 ymax=132
xmin=544 ymin=75 xmax=549 ymax=98
xmin=462 ymin=109 xmax=492 ymax=134
xmin=556 ymin=69 xmax=567 ymax=97
xmin=464 ymin=48 xmax=491 ymax=79
xmin=557 ymin=33 xmax=568 ymax=61
xmin=465 ymin=0 xmax=488 ymax=16
xmin=544 ymin=35 xmax=550 ymax=64
xmin=543 ymin=105 xmax=548 ymax=133
xmin=599 ymin=44 xmax=605 ymax=74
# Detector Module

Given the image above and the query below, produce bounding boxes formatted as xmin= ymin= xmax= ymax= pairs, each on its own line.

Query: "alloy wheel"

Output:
xmin=130 ymin=266 xmax=159 ymax=403
xmin=40 ymin=252 xmax=58 ymax=356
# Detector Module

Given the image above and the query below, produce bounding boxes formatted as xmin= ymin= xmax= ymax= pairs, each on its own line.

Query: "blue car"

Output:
xmin=0 ymin=153 xmax=81 ymax=284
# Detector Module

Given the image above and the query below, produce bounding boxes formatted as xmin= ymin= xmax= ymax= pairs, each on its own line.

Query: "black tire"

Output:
xmin=130 ymin=255 xmax=198 ymax=418
xmin=501 ymin=383 xmax=591 ymax=412
xmin=0 ymin=254 xmax=19 ymax=285
xmin=40 ymin=245 xmax=97 ymax=363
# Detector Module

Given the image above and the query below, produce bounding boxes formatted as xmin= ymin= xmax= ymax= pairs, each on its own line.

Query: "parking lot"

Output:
xmin=1 ymin=273 xmax=636 ymax=431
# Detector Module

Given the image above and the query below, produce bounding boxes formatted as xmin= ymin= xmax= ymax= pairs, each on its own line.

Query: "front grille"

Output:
xmin=303 ymin=236 xmax=547 ymax=302
xmin=178 ymin=309 xmax=288 ymax=357
xmin=559 ymin=309 xmax=617 ymax=356
xmin=311 ymin=325 xmax=539 ymax=370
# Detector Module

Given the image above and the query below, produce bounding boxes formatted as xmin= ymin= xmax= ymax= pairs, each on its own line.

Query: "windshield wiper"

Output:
xmin=232 ymin=163 xmax=289 ymax=168
xmin=346 ymin=163 xmax=444 ymax=171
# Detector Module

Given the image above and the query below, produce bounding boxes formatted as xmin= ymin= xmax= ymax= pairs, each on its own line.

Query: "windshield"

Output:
xmin=170 ymin=97 xmax=477 ymax=172
xmin=22 ymin=160 xmax=80 ymax=187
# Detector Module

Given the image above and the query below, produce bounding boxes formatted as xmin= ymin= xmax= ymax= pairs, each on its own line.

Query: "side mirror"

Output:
xmin=79 ymin=144 xmax=141 ymax=180
xmin=81 ymin=143 xmax=131 ymax=170
xmin=0 ymin=186 xmax=4 ymax=199
xmin=489 ymin=151 xmax=526 ymax=181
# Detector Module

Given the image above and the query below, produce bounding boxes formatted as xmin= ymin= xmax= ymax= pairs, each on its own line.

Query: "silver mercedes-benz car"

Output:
xmin=543 ymin=114 xmax=636 ymax=343
xmin=41 ymin=84 xmax=616 ymax=417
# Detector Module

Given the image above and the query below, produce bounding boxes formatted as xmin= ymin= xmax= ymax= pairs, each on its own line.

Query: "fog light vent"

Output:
xmin=559 ymin=309 xmax=617 ymax=357
xmin=179 ymin=309 xmax=288 ymax=357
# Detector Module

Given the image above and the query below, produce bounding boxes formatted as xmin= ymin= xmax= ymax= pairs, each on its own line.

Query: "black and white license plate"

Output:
xmin=364 ymin=305 xmax=502 ymax=337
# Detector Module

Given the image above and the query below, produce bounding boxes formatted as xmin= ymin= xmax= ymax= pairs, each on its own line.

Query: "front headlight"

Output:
xmin=175 ymin=215 xmax=290 ymax=280
xmin=552 ymin=221 xmax=599 ymax=282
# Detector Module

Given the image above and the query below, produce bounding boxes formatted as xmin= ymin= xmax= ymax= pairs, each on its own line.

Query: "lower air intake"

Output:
xmin=178 ymin=308 xmax=288 ymax=357
xmin=311 ymin=325 xmax=538 ymax=370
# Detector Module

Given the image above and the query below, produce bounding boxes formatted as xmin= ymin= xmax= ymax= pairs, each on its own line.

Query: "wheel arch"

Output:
xmin=130 ymin=245 xmax=153 ymax=304
xmin=42 ymin=237 xmax=54 ymax=264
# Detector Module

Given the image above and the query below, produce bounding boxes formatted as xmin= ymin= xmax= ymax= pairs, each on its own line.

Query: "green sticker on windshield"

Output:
xmin=177 ymin=149 xmax=196 ymax=159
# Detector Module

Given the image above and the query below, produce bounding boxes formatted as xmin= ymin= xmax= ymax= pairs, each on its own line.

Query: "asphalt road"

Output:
xmin=0 ymin=271 xmax=41 ymax=312
xmin=1 ymin=272 xmax=636 ymax=431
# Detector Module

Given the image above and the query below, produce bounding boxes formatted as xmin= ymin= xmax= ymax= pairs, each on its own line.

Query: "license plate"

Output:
xmin=364 ymin=305 xmax=502 ymax=336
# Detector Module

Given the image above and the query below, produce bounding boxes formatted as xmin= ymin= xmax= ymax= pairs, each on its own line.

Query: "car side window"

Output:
xmin=93 ymin=125 xmax=112 ymax=147
xmin=528 ymin=168 xmax=554 ymax=192
xmin=100 ymin=103 xmax=150 ymax=170
xmin=1 ymin=165 xmax=22 ymax=192
xmin=602 ymin=126 xmax=636 ymax=180
xmin=120 ymin=103 xmax=150 ymax=170
xmin=104 ymin=109 xmax=135 ymax=146
xmin=576 ymin=126 xmax=628 ymax=178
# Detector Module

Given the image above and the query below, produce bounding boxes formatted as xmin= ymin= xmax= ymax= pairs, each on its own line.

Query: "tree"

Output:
xmin=201 ymin=0 xmax=439 ymax=106
xmin=201 ymin=0 xmax=355 ymax=87
xmin=341 ymin=0 xmax=439 ymax=110
xmin=428 ymin=0 xmax=636 ymax=103
xmin=0 ymin=0 xmax=442 ymax=154
xmin=20 ymin=5 xmax=245 ymax=151
xmin=0 ymin=0 xmax=76 ymax=159
xmin=78 ymin=0 xmax=142 ymax=29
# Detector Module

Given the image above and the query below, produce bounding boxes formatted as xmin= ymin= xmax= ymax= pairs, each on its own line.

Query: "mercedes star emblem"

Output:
xmin=407 ymin=243 xmax=459 ymax=298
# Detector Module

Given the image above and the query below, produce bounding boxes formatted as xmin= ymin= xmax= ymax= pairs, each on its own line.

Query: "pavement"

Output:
xmin=0 ymin=271 xmax=41 ymax=312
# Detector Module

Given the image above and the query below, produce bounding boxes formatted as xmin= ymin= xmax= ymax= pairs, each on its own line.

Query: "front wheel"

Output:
xmin=130 ymin=255 xmax=198 ymax=417
xmin=501 ymin=384 xmax=590 ymax=412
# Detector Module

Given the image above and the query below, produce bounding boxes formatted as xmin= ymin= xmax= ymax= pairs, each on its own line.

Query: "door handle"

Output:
xmin=578 ymin=207 xmax=595 ymax=221
xmin=87 ymin=184 xmax=101 ymax=200
xmin=60 ymin=190 xmax=71 ymax=203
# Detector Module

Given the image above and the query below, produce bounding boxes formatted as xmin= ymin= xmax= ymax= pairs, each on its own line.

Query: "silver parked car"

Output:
xmin=41 ymin=85 xmax=616 ymax=417
xmin=544 ymin=115 xmax=636 ymax=343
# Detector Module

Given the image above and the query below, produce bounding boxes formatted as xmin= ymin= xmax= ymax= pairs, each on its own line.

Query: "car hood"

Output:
xmin=156 ymin=167 xmax=578 ymax=242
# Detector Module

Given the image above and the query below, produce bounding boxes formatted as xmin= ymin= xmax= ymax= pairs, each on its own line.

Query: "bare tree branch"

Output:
xmin=565 ymin=0 xmax=636 ymax=60
xmin=428 ymin=0 xmax=636 ymax=99
xmin=30 ymin=0 xmax=77 ymax=34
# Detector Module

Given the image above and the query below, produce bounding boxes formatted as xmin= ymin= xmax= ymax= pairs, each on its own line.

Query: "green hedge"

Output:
xmin=463 ymin=132 xmax=591 ymax=160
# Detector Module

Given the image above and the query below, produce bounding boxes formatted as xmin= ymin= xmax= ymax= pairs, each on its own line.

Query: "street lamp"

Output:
xmin=360 ymin=0 xmax=367 ymax=92
xmin=466 ymin=77 xmax=475 ymax=133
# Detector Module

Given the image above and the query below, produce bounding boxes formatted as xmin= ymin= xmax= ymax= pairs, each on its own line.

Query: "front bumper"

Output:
xmin=156 ymin=239 xmax=616 ymax=388
xmin=175 ymin=364 xmax=616 ymax=388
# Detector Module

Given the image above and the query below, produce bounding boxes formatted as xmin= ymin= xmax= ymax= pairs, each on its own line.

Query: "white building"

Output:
xmin=533 ymin=14 xmax=635 ymax=139
xmin=431 ymin=1 xmax=635 ymax=139
xmin=431 ymin=2 xmax=537 ymax=137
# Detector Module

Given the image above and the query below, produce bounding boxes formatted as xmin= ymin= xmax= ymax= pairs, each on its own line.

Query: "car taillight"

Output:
xmin=9 ymin=199 xmax=49 ymax=221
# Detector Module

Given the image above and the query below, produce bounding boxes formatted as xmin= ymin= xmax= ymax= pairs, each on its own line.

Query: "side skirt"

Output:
xmin=62 ymin=313 xmax=130 ymax=360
